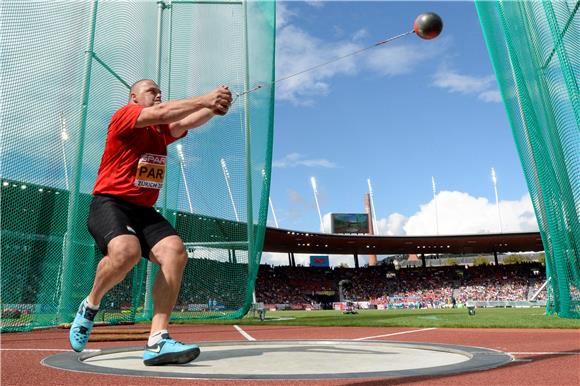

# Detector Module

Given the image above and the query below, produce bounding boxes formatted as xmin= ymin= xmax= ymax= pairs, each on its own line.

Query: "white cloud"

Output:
xmin=273 ymin=152 xmax=337 ymax=168
xmin=305 ymin=0 xmax=325 ymax=8
xmin=275 ymin=4 xmax=452 ymax=105
xmin=260 ymin=191 xmax=538 ymax=266
xmin=261 ymin=252 xmax=365 ymax=268
xmin=364 ymin=41 xmax=444 ymax=77
xmin=276 ymin=27 xmax=447 ymax=104
xmin=378 ymin=191 xmax=538 ymax=236
xmin=377 ymin=213 xmax=408 ymax=236
xmin=352 ymin=28 xmax=369 ymax=42
xmin=478 ymin=89 xmax=502 ymax=103
xmin=432 ymin=66 xmax=501 ymax=103
xmin=288 ymin=188 xmax=307 ymax=204
xmin=276 ymin=2 xmax=296 ymax=29
xmin=276 ymin=24 xmax=361 ymax=104
xmin=322 ymin=212 xmax=332 ymax=233
xmin=433 ymin=68 xmax=494 ymax=93
xmin=275 ymin=189 xmax=316 ymax=225
xmin=261 ymin=252 xmax=293 ymax=266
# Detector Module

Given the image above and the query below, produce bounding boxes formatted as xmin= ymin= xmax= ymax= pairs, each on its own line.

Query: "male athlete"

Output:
xmin=69 ymin=79 xmax=232 ymax=366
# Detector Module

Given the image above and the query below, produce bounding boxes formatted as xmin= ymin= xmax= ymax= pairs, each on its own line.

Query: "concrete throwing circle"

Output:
xmin=42 ymin=340 xmax=512 ymax=380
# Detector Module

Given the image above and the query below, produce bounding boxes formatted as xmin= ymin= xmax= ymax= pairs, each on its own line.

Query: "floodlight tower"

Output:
xmin=176 ymin=144 xmax=194 ymax=213
xmin=261 ymin=168 xmax=279 ymax=228
xmin=269 ymin=197 xmax=280 ymax=228
xmin=310 ymin=176 xmax=325 ymax=233
xmin=221 ymin=158 xmax=239 ymax=222
xmin=60 ymin=113 xmax=69 ymax=190
xmin=491 ymin=167 xmax=503 ymax=233
xmin=432 ymin=176 xmax=440 ymax=235
xmin=367 ymin=178 xmax=379 ymax=235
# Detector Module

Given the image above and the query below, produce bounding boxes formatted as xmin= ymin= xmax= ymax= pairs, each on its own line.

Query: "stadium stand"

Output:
xmin=255 ymin=262 xmax=546 ymax=309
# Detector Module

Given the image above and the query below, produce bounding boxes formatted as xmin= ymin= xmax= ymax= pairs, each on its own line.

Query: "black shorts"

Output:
xmin=87 ymin=194 xmax=178 ymax=258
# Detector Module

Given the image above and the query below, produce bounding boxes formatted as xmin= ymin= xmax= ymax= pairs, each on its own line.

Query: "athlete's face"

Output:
xmin=131 ymin=81 xmax=162 ymax=107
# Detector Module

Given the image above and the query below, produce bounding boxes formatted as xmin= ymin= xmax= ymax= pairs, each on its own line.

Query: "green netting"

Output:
xmin=0 ymin=0 xmax=275 ymax=332
xmin=475 ymin=0 xmax=579 ymax=318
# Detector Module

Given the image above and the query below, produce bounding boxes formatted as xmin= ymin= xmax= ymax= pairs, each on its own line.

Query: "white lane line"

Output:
xmin=353 ymin=327 xmax=438 ymax=341
xmin=509 ymin=352 xmax=580 ymax=355
xmin=233 ymin=325 xmax=256 ymax=341
xmin=0 ymin=348 xmax=99 ymax=352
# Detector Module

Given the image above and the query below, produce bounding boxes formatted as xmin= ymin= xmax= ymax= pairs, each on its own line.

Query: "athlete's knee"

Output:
xmin=107 ymin=235 xmax=142 ymax=271
xmin=151 ymin=236 xmax=187 ymax=267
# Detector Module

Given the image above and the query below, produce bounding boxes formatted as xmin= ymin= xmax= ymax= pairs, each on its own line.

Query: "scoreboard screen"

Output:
xmin=330 ymin=213 xmax=369 ymax=234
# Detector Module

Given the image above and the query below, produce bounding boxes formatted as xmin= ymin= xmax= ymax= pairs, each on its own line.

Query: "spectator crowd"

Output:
xmin=255 ymin=262 xmax=547 ymax=308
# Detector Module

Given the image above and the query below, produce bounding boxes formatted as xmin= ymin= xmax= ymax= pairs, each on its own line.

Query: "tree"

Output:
xmin=473 ymin=256 xmax=490 ymax=266
xmin=503 ymin=254 xmax=529 ymax=265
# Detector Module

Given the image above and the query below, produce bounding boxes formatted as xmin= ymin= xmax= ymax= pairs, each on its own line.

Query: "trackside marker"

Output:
xmin=234 ymin=325 xmax=256 ymax=341
xmin=0 ymin=348 xmax=100 ymax=352
xmin=509 ymin=352 xmax=580 ymax=355
xmin=353 ymin=327 xmax=437 ymax=341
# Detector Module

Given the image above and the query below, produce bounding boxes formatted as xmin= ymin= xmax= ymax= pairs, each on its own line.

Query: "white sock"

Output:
xmin=148 ymin=329 xmax=168 ymax=346
xmin=84 ymin=298 xmax=99 ymax=310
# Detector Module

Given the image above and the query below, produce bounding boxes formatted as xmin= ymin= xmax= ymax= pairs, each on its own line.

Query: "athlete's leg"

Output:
xmin=87 ymin=234 xmax=142 ymax=306
xmin=148 ymin=235 xmax=187 ymax=333
xmin=142 ymin=235 xmax=197 ymax=366
xmin=71 ymin=196 xmax=143 ymax=352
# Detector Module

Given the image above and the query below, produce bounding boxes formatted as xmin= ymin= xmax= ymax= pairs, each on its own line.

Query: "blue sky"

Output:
xmin=265 ymin=0 xmax=538 ymax=261
xmin=0 ymin=0 xmax=537 ymax=267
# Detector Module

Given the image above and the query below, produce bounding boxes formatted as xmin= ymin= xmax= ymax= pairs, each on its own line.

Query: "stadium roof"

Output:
xmin=263 ymin=228 xmax=544 ymax=255
xmin=0 ymin=178 xmax=544 ymax=256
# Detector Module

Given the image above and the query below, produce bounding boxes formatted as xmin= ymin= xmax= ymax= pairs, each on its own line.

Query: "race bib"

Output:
xmin=134 ymin=153 xmax=166 ymax=189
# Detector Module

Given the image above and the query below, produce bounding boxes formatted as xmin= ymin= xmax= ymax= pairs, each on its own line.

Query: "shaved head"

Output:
xmin=128 ymin=79 xmax=161 ymax=106
xmin=129 ymin=79 xmax=156 ymax=99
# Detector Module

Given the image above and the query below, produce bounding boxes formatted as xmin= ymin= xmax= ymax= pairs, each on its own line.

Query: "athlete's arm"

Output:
xmin=135 ymin=86 xmax=231 ymax=128
xmin=168 ymin=86 xmax=232 ymax=137
xmin=168 ymin=108 xmax=216 ymax=138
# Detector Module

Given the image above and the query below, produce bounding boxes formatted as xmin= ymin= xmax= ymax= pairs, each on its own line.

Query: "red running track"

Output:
xmin=1 ymin=325 xmax=579 ymax=386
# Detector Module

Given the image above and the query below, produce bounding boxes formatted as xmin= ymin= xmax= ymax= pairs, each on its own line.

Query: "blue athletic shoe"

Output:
xmin=143 ymin=334 xmax=200 ymax=366
xmin=69 ymin=301 xmax=97 ymax=352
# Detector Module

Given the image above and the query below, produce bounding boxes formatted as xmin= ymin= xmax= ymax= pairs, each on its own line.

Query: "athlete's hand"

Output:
xmin=204 ymin=86 xmax=232 ymax=116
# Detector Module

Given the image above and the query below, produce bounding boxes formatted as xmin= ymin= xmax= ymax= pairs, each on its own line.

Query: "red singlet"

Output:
xmin=93 ymin=104 xmax=186 ymax=207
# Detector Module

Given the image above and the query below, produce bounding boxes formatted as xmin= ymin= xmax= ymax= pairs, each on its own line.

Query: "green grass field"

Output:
xmin=173 ymin=308 xmax=580 ymax=329
xmin=5 ymin=307 xmax=578 ymax=332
